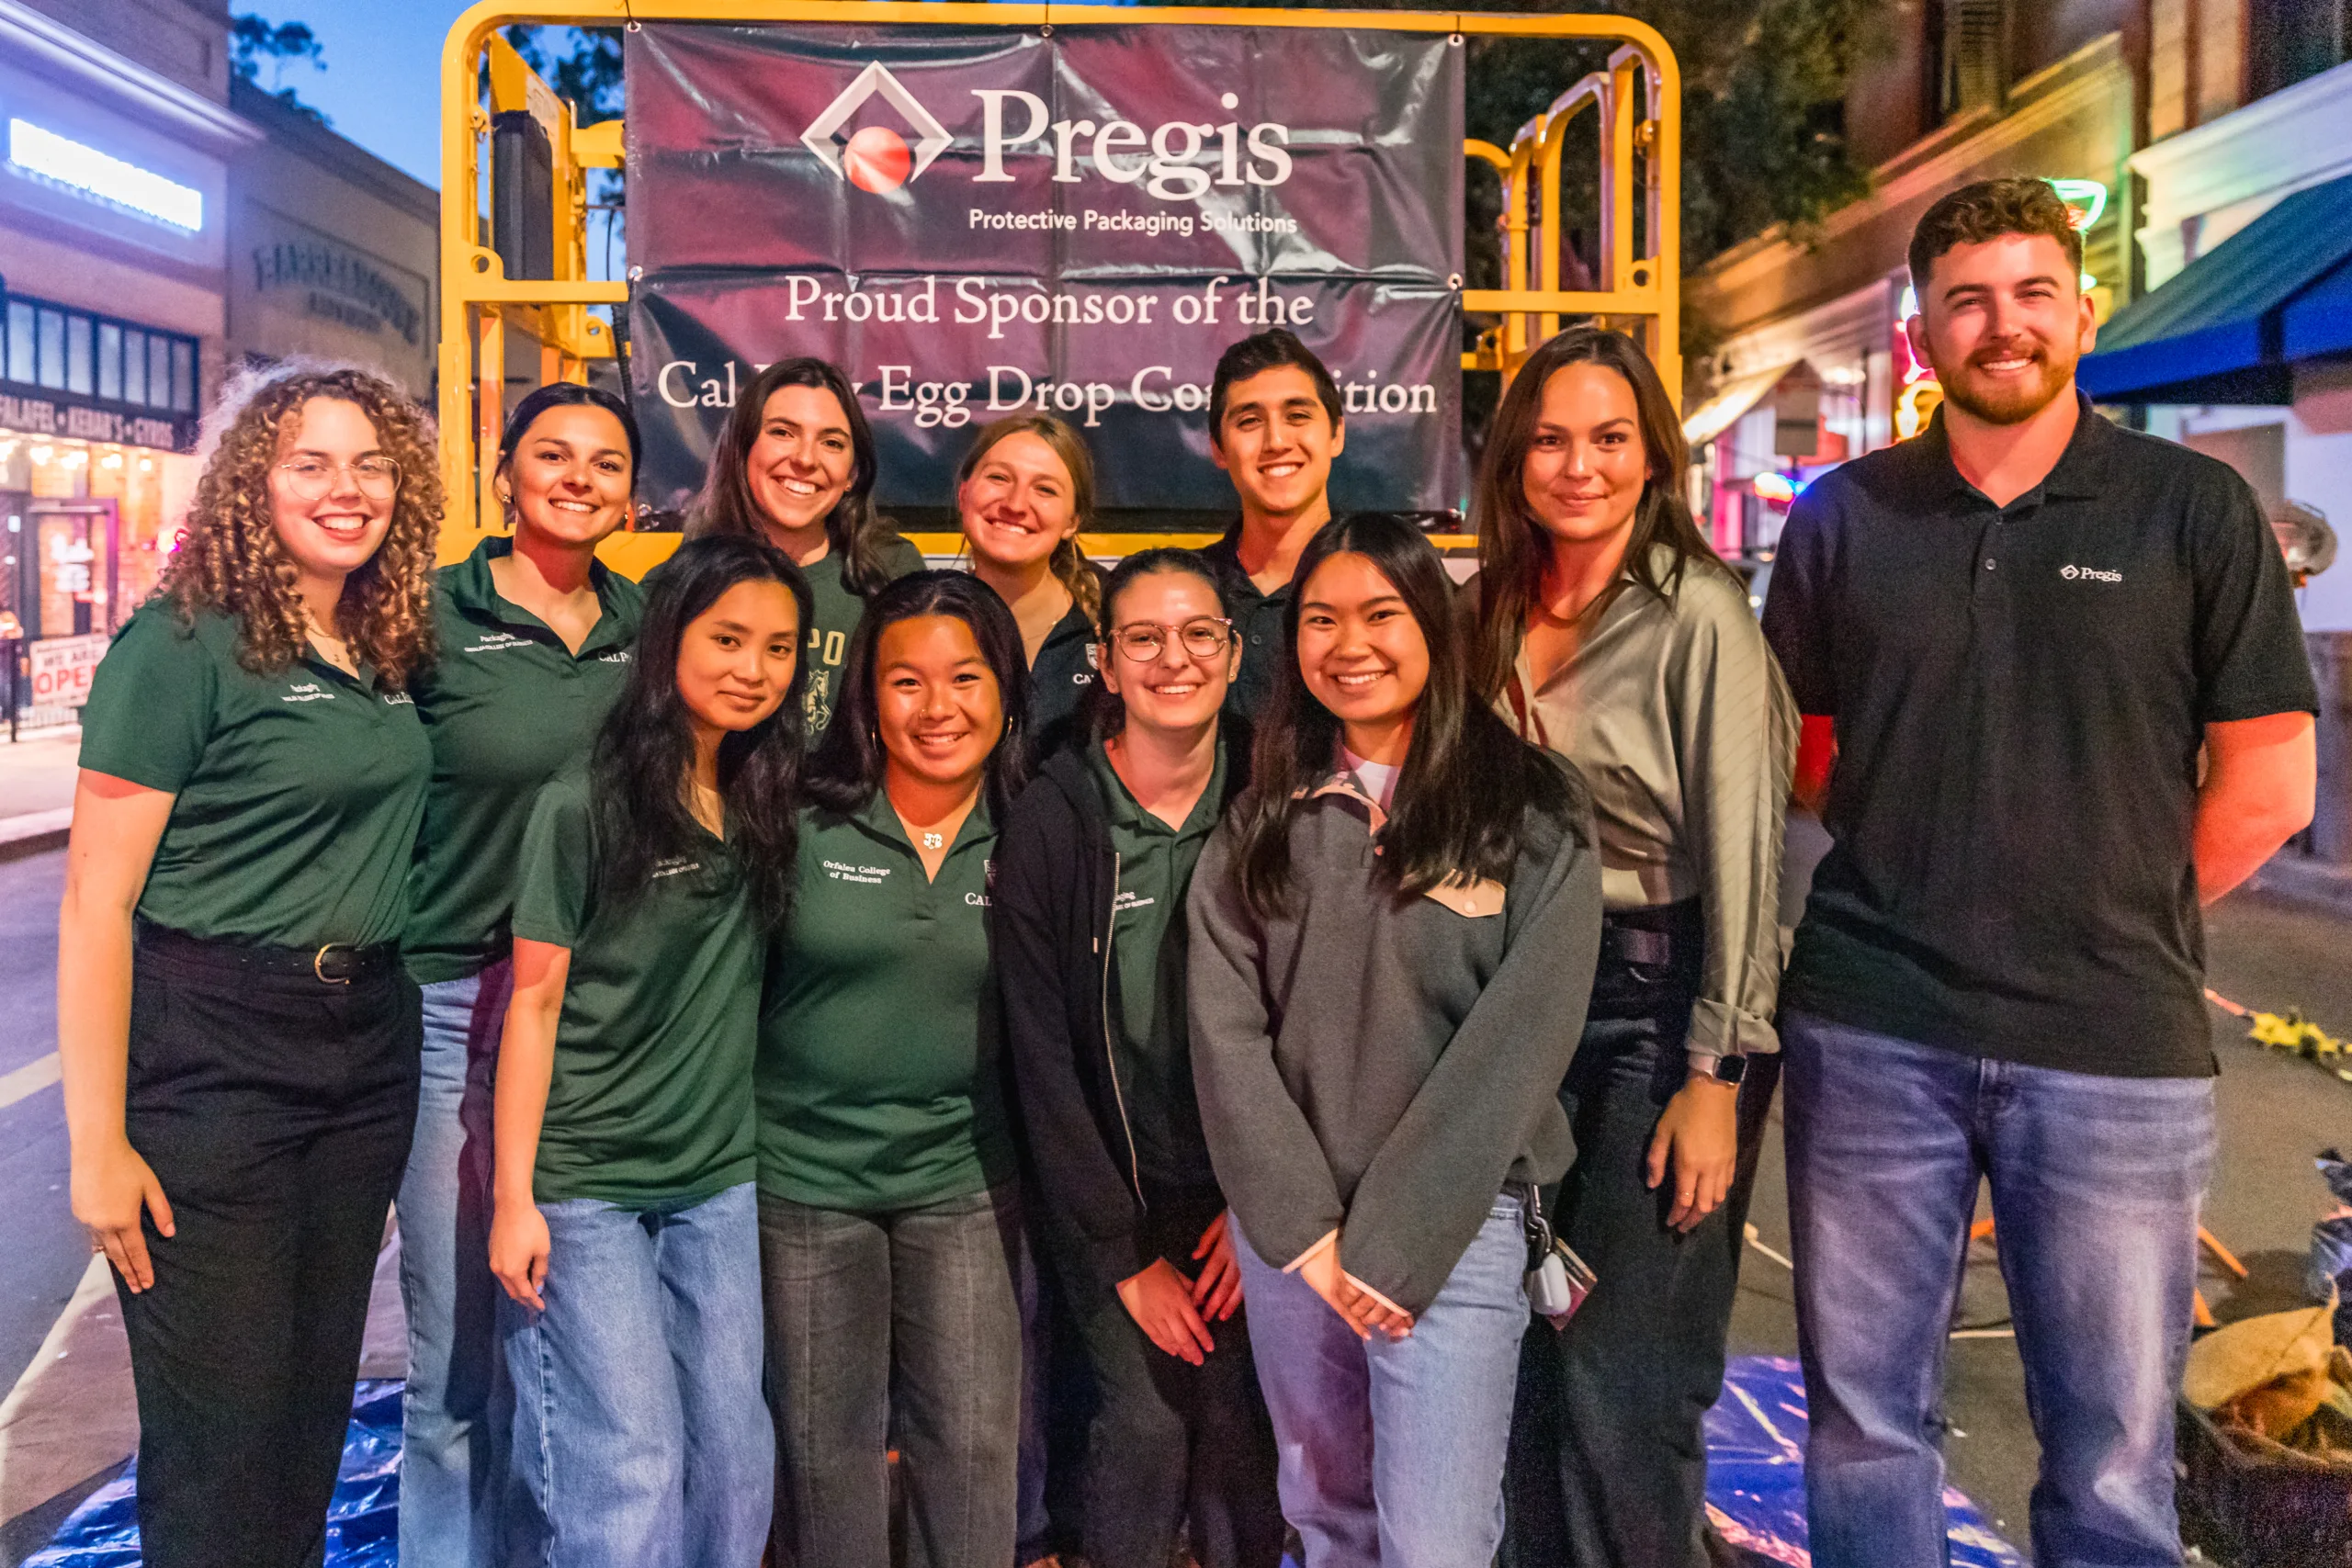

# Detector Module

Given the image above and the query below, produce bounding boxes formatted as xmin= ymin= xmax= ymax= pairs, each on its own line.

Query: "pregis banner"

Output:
xmin=625 ymin=22 xmax=1464 ymax=517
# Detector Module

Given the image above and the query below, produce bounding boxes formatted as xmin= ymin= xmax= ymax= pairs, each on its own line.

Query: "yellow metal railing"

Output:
xmin=438 ymin=2 xmax=1680 ymax=565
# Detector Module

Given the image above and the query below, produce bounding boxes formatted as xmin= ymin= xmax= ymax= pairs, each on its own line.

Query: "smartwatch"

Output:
xmin=1694 ymin=1054 xmax=1748 ymax=1086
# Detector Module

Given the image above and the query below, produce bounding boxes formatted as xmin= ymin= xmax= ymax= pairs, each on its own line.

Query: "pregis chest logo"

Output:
xmin=803 ymin=62 xmax=1295 ymax=201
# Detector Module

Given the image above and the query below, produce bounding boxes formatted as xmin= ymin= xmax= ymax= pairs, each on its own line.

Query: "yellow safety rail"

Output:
xmin=439 ymin=3 xmax=1680 ymax=570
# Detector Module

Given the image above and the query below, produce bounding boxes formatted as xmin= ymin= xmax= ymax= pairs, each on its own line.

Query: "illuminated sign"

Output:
xmin=6 ymin=120 xmax=202 ymax=232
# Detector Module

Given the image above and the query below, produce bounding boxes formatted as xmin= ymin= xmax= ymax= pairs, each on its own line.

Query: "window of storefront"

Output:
xmin=1 ymin=294 xmax=198 ymax=414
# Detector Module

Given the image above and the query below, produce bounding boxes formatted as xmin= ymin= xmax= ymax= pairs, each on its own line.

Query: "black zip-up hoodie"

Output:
xmin=994 ymin=727 xmax=1252 ymax=1297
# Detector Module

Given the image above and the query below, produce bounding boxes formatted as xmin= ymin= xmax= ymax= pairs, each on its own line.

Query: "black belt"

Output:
xmin=135 ymin=920 xmax=400 ymax=986
xmin=1600 ymin=898 xmax=1700 ymax=967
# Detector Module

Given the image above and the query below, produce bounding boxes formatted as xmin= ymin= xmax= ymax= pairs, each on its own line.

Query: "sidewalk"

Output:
xmin=0 ymin=730 xmax=77 ymax=863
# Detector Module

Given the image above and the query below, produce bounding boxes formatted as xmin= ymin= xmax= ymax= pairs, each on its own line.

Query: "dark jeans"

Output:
xmin=1048 ymin=1188 xmax=1285 ymax=1568
xmin=1503 ymin=901 xmax=1779 ymax=1568
xmin=116 ymin=927 xmax=422 ymax=1568
xmin=1782 ymin=1010 xmax=2216 ymax=1568
xmin=759 ymin=1184 xmax=1024 ymax=1568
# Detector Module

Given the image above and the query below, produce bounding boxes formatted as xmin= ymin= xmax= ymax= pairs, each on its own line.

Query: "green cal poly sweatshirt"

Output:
xmin=1185 ymin=761 xmax=1603 ymax=1316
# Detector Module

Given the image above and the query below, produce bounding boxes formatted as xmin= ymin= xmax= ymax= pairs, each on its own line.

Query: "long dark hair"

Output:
xmin=1467 ymin=326 xmax=1728 ymax=700
xmin=589 ymin=536 xmax=814 ymax=930
xmin=1088 ymin=547 xmax=1231 ymax=741
xmin=1231 ymin=513 xmax=1574 ymax=918
xmin=807 ymin=570 xmax=1033 ymax=822
xmin=688 ymin=357 xmax=907 ymax=595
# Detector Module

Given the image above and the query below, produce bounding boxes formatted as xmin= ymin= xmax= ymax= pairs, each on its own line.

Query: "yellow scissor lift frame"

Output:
xmin=438 ymin=2 xmax=1679 ymax=573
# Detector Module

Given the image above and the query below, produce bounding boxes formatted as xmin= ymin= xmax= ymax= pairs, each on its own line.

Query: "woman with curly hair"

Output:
xmin=57 ymin=362 xmax=441 ymax=1568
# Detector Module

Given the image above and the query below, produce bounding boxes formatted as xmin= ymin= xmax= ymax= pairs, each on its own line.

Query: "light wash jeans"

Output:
xmin=502 ymin=1182 xmax=775 ymax=1568
xmin=397 ymin=964 xmax=512 ymax=1568
xmin=1235 ymin=1193 xmax=1531 ymax=1568
xmin=1781 ymin=1010 xmax=2218 ymax=1568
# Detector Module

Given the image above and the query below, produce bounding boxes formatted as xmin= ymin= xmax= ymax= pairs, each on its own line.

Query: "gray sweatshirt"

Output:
xmin=1185 ymin=765 xmax=1603 ymax=1315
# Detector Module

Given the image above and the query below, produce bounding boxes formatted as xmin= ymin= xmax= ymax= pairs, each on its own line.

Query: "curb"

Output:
xmin=0 ymin=808 xmax=71 ymax=864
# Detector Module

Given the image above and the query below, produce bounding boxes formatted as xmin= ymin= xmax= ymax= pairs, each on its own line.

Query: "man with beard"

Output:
xmin=1760 ymin=177 xmax=2318 ymax=1568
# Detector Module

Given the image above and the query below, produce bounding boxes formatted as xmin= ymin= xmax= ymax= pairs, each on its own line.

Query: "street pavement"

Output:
xmin=0 ymin=738 xmax=2347 ymax=1563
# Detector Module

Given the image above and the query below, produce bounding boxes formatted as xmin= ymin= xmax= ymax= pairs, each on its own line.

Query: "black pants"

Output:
xmin=1051 ymin=1187 xmax=1286 ymax=1568
xmin=116 ymin=927 xmax=421 ymax=1568
xmin=1502 ymin=901 xmax=1780 ymax=1568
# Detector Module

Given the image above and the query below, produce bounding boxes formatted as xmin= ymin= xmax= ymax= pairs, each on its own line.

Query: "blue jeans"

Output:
xmin=1782 ymin=1010 xmax=2216 ymax=1568
xmin=502 ymin=1182 xmax=774 ymax=1568
xmin=397 ymin=965 xmax=512 ymax=1568
xmin=1236 ymin=1193 xmax=1531 ymax=1568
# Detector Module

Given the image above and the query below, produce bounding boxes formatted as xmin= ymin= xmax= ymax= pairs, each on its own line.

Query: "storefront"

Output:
xmin=227 ymin=80 xmax=436 ymax=399
xmin=1683 ymin=32 xmax=2138 ymax=572
xmin=0 ymin=2 xmax=245 ymax=694
xmin=0 ymin=291 xmax=203 ymax=643
xmin=2077 ymin=57 xmax=2352 ymax=894
xmin=0 ymin=3 xmax=440 ymax=729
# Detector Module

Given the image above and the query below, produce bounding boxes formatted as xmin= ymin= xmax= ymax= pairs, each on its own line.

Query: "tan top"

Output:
xmin=1494 ymin=547 xmax=1797 ymax=1060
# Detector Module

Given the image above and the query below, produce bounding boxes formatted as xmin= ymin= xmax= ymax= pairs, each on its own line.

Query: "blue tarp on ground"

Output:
xmin=26 ymin=1380 xmax=402 ymax=1568
xmin=35 ymin=1360 xmax=2020 ymax=1566
xmin=1705 ymin=1356 xmax=2026 ymax=1567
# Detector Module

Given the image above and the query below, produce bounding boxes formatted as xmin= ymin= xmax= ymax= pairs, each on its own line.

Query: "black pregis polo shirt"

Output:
xmin=1201 ymin=525 xmax=1295 ymax=723
xmin=1760 ymin=397 xmax=2317 ymax=1077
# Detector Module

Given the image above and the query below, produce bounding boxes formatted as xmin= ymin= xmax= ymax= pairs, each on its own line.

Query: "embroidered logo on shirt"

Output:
xmin=823 ymin=858 xmax=890 ymax=885
xmin=966 ymin=891 xmax=992 ymax=907
xmin=381 ymin=692 xmax=415 ymax=706
xmin=595 ymin=650 xmax=631 ymax=663
xmin=1112 ymin=889 xmax=1156 ymax=915
xmin=280 ymin=682 xmax=336 ymax=704
xmin=650 ymin=856 xmax=701 ymax=880
xmin=461 ymin=632 xmax=535 ymax=655
xmin=2059 ymin=564 xmax=2122 ymax=583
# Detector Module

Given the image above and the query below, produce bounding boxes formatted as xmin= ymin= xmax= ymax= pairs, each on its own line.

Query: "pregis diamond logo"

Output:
xmin=801 ymin=63 xmax=953 ymax=194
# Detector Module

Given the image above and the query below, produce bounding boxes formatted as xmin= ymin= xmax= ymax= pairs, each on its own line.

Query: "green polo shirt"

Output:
xmin=512 ymin=771 xmax=761 ymax=1205
xmin=1091 ymin=739 xmax=1226 ymax=1190
xmin=1027 ymin=600 xmax=1100 ymax=761
xmin=757 ymin=790 xmax=1012 ymax=1212
xmin=801 ymin=536 xmax=926 ymax=734
xmin=404 ymin=537 xmax=644 ymax=984
xmin=79 ymin=602 xmax=430 ymax=949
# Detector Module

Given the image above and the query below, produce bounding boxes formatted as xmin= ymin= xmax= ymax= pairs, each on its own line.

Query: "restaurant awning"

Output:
xmin=1682 ymin=361 xmax=1802 ymax=451
xmin=2077 ymin=170 xmax=2352 ymax=405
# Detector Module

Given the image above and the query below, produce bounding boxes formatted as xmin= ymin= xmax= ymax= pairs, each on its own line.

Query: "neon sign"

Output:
xmin=6 ymin=120 xmax=203 ymax=232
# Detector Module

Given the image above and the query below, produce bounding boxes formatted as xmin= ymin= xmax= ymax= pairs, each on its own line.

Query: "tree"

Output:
xmin=500 ymin=26 xmax=624 ymax=127
xmin=1134 ymin=0 xmax=1879 ymax=286
xmin=231 ymin=12 xmax=330 ymax=125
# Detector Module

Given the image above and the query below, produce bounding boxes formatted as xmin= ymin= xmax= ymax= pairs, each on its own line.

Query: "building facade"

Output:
xmin=0 ymin=0 xmax=435 ymax=703
xmin=226 ymin=79 xmax=436 ymax=399
xmin=1685 ymin=1 xmax=2144 ymax=572
xmin=0 ymin=0 xmax=244 ymax=647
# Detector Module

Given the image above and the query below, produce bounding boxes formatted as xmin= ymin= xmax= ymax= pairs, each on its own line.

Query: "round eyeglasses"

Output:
xmin=276 ymin=457 xmax=401 ymax=501
xmin=1108 ymin=617 xmax=1236 ymax=662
